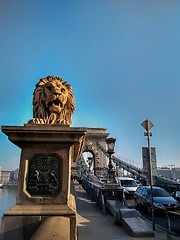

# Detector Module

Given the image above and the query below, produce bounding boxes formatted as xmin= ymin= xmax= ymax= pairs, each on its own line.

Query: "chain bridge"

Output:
xmin=71 ymin=127 xmax=180 ymax=191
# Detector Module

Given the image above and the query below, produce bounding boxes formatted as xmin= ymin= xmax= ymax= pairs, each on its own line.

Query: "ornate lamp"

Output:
xmin=105 ymin=138 xmax=116 ymax=183
xmin=106 ymin=138 xmax=116 ymax=168
xmin=87 ymin=157 xmax=93 ymax=174
xmin=106 ymin=138 xmax=116 ymax=152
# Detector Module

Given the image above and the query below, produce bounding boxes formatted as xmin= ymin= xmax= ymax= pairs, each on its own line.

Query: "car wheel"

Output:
xmin=147 ymin=203 xmax=152 ymax=214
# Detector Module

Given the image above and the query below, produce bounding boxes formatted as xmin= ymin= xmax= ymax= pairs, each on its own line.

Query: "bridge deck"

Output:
xmin=71 ymin=180 xmax=179 ymax=240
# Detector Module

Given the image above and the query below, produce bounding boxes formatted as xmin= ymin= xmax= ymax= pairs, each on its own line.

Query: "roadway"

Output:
xmin=137 ymin=207 xmax=180 ymax=236
xmin=71 ymin=180 xmax=180 ymax=240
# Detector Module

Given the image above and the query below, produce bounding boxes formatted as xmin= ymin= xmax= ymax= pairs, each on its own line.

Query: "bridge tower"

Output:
xmin=75 ymin=128 xmax=109 ymax=177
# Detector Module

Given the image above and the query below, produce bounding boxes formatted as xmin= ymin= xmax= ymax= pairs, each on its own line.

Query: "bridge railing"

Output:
xmin=81 ymin=178 xmax=124 ymax=214
xmin=97 ymin=142 xmax=145 ymax=178
xmin=85 ymin=142 xmax=180 ymax=191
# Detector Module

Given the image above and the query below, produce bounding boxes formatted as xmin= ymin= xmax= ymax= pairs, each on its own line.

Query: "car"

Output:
xmin=134 ymin=186 xmax=180 ymax=214
xmin=135 ymin=180 xmax=142 ymax=187
xmin=116 ymin=177 xmax=138 ymax=198
xmin=99 ymin=178 xmax=108 ymax=183
xmin=175 ymin=190 xmax=180 ymax=202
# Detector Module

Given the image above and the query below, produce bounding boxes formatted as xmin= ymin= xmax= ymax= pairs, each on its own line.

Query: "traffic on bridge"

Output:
xmin=72 ymin=128 xmax=180 ymax=239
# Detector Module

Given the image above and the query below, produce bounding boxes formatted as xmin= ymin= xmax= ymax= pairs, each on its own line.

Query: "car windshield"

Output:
xmin=121 ymin=180 xmax=137 ymax=187
xmin=147 ymin=188 xmax=170 ymax=197
xmin=176 ymin=191 xmax=180 ymax=197
xmin=100 ymin=178 xmax=107 ymax=183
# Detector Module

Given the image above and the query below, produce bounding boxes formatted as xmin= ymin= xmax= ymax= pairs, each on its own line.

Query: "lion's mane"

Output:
xmin=32 ymin=76 xmax=75 ymax=125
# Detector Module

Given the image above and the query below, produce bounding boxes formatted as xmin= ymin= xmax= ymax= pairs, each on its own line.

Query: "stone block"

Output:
xmin=119 ymin=208 xmax=141 ymax=218
xmin=31 ymin=217 xmax=70 ymax=240
xmin=122 ymin=217 xmax=154 ymax=237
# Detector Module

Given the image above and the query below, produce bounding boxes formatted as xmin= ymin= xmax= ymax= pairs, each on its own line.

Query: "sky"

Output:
xmin=0 ymin=0 xmax=180 ymax=170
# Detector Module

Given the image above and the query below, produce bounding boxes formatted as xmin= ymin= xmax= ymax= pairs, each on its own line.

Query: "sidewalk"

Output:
xmin=71 ymin=181 xmax=179 ymax=240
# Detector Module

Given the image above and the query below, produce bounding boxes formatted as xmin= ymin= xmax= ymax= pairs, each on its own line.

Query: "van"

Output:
xmin=116 ymin=177 xmax=138 ymax=198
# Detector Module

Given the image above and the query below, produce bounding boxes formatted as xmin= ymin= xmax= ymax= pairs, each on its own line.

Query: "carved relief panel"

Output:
xmin=26 ymin=155 xmax=60 ymax=196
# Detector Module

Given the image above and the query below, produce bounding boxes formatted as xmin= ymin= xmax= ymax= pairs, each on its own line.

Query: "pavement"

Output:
xmin=71 ymin=180 xmax=180 ymax=240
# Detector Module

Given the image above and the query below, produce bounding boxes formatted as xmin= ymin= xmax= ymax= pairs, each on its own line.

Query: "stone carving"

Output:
xmin=30 ymin=76 xmax=75 ymax=125
xmin=27 ymin=155 xmax=60 ymax=196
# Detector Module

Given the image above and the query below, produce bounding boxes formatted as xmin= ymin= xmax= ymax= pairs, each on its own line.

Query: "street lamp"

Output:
xmin=105 ymin=138 xmax=116 ymax=183
xmin=116 ymin=163 xmax=119 ymax=177
xmin=87 ymin=157 xmax=93 ymax=174
xmin=168 ymin=165 xmax=175 ymax=179
xmin=141 ymin=118 xmax=155 ymax=231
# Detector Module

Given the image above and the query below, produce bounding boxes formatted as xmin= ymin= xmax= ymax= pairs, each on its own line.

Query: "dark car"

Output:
xmin=175 ymin=190 xmax=180 ymax=202
xmin=134 ymin=186 xmax=180 ymax=214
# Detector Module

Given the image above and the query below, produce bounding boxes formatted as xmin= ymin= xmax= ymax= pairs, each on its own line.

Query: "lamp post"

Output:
xmin=141 ymin=118 xmax=155 ymax=231
xmin=116 ymin=163 xmax=118 ymax=177
xmin=87 ymin=157 xmax=93 ymax=174
xmin=93 ymin=156 xmax=96 ymax=176
xmin=105 ymin=138 xmax=116 ymax=183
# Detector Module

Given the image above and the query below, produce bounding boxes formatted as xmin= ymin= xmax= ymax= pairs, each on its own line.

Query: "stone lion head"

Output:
xmin=32 ymin=76 xmax=75 ymax=125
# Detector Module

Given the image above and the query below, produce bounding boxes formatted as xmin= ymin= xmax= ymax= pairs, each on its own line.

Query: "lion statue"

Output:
xmin=29 ymin=76 xmax=75 ymax=125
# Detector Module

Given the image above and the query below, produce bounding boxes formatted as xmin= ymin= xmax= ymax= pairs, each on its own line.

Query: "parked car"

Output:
xmin=175 ymin=190 xmax=180 ymax=202
xmin=135 ymin=180 xmax=142 ymax=187
xmin=116 ymin=177 xmax=138 ymax=198
xmin=134 ymin=186 xmax=180 ymax=214
xmin=99 ymin=178 xmax=108 ymax=183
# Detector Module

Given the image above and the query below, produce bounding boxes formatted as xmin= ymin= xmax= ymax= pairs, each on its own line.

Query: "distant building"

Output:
xmin=157 ymin=167 xmax=171 ymax=178
xmin=13 ymin=169 xmax=19 ymax=183
xmin=0 ymin=168 xmax=19 ymax=184
xmin=9 ymin=169 xmax=19 ymax=183
xmin=172 ymin=167 xmax=180 ymax=179
xmin=1 ymin=170 xmax=11 ymax=183
xmin=9 ymin=171 xmax=15 ymax=182
xmin=157 ymin=167 xmax=180 ymax=180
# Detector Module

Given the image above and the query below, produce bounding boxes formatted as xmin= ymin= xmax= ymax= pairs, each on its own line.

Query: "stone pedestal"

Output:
xmin=1 ymin=125 xmax=86 ymax=240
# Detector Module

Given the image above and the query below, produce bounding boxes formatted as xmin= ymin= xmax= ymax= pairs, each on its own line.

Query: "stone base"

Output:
xmin=31 ymin=216 xmax=71 ymax=240
xmin=1 ymin=215 xmax=41 ymax=240
xmin=1 ymin=194 xmax=77 ymax=240
xmin=1 ymin=126 xmax=86 ymax=240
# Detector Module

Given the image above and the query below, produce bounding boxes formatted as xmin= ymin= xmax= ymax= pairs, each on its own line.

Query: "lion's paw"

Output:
xmin=28 ymin=118 xmax=45 ymax=124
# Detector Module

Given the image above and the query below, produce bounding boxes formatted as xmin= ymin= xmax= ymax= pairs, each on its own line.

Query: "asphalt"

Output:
xmin=71 ymin=180 xmax=180 ymax=240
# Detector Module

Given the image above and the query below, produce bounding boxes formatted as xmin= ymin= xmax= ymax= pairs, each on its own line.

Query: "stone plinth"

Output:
xmin=1 ymin=125 xmax=86 ymax=240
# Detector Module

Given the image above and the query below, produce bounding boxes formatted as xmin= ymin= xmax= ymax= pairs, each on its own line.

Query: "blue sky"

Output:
xmin=0 ymin=1 xmax=180 ymax=170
